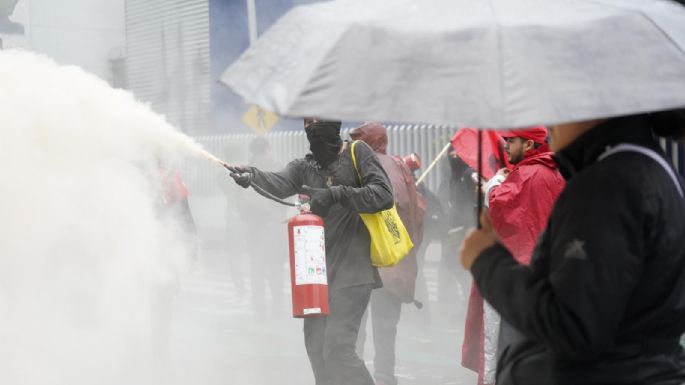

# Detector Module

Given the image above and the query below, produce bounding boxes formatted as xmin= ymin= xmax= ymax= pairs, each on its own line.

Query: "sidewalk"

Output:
xmin=176 ymin=194 xmax=477 ymax=385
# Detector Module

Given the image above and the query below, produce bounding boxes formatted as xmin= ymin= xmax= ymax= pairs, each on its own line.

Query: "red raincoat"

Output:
xmin=462 ymin=145 xmax=565 ymax=384
xmin=489 ymin=146 xmax=565 ymax=264
xmin=160 ymin=169 xmax=189 ymax=205
xmin=350 ymin=123 xmax=426 ymax=302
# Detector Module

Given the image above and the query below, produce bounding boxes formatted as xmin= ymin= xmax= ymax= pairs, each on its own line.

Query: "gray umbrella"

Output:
xmin=221 ymin=0 xmax=685 ymax=129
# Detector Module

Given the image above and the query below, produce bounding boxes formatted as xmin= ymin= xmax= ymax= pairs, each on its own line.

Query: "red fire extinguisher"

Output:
xmin=222 ymin=167 xmax=330 ymax=318
xmin=288 ymin=206 xmax=329 ymax=318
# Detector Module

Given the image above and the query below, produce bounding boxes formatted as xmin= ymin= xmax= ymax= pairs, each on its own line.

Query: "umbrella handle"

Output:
xmin=415 ymin=142 xmax=452 ymax=187
xmin=477 ymin=130 xmax=483 ymax=229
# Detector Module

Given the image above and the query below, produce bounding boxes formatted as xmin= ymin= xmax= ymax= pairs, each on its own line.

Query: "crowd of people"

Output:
xmin=2 ymin=0 xmax=683 ymax=382
xmin=212 ymin=110 xmax=685 ymax=385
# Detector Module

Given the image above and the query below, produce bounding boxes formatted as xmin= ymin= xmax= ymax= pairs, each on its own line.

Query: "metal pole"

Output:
xmin=477 ymin=130 xmax=483 ymax=229
xmin=246 ymin=0 xmax=258 ymax=45
xmin=415 ymin=142 xmax=451 ymax=187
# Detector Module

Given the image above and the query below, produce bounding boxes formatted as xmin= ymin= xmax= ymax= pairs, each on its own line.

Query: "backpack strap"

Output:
xmin=350 ymin=140 xmax=363 ymax=186
xmin=598 ymin=143 xmax=684 ymax=198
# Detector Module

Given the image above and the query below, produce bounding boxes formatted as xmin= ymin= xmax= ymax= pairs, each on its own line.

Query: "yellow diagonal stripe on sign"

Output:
xmin=242 ymin=105 xmax=279 ymax=134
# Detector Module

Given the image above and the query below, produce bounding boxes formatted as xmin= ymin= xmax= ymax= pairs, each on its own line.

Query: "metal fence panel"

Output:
xmin=185 ymin=125 xmax=459 ymax=195
xmin=185 ymin=128 xmax=684 ymax=195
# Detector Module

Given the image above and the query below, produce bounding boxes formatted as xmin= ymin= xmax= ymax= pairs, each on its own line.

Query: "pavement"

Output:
xmin=150 ymin=195 xmax=478 ymax=385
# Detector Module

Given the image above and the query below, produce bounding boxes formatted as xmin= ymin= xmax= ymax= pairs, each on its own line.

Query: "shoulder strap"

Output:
xmin=350 ymin=140 xmax=363 ymax=185
xmin=599 ymin=143 xmax=684 ymax=198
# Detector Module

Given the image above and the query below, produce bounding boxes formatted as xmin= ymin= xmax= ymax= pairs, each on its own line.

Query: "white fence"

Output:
xmin=184 ymin=126 xmax=685 ymax=196
xmin=184 ymin=125 xmax=455 ymax=195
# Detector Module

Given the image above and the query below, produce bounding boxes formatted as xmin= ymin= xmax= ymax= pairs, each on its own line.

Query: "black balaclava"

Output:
xmin=305 ymin=120 xmax=342 ymax=168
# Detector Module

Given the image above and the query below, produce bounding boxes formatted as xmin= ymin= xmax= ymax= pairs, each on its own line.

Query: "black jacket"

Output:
xmin=472 ymin=115 xmax=685 ymax=384
xmin=250 ymin=140 xmax=393 ymax=293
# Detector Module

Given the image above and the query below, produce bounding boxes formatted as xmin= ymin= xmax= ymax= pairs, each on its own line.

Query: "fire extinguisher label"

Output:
xmin=293 ymin=225 xmax=327 ymax=286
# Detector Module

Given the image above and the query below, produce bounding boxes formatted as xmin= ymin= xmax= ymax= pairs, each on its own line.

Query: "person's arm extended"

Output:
xmin=249 ymin=159 xmax=304 ymax=199
xmin=342 ymin=141 xmax=394 ymax=213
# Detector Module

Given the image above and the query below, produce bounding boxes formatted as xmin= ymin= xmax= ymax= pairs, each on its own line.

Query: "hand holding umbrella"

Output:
xmin=460 ymin=210 xmax=498 ymax=270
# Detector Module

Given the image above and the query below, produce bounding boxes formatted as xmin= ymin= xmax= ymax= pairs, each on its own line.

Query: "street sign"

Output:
xmin=242 ymin=104 xmax=279 ymax=134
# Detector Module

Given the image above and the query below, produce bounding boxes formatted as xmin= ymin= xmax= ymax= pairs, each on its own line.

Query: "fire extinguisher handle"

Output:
xmin=298 ymin=202 xmax=311 ymax=213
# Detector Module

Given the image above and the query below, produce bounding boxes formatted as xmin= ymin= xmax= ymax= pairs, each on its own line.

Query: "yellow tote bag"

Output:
xmin=350 ymin=141 xmax=413 ymax=267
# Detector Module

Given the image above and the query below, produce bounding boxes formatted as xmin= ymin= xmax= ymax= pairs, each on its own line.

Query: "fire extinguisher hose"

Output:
xmin=222 ymin=164 xmax=298 ymax=208
xmin=250 ymin=180 xmax=298 ymax=207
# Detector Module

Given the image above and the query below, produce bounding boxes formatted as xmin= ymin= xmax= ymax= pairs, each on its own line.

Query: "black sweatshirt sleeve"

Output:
xmin=249 ymin=160 xmax=304 ymax=199
xmin=471 ymin=172 xmax=645 ymax=360
xmin=339 ymin=141 xmax=394 ymax=213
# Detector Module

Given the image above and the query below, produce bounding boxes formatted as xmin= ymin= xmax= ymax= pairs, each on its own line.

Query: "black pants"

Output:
xmin=358 ymin=287 xmax=403 ymax=385
xmin=304 ymin=284 xmax=375 ymax=385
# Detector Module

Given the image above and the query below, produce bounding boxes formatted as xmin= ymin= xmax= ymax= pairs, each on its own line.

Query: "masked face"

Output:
xmin=305 ymin=120 xmax=342 ymax=168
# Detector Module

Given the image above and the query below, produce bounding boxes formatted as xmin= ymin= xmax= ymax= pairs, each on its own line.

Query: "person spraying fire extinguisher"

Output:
xmin=226 ymin=119 xmax=394 ymax=385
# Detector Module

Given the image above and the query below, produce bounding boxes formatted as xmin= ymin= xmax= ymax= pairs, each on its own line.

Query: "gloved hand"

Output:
xmin=301 ymin=185 xmax=343 ymax=217
xmin=226 ymin=165 xmax=254 ymax=189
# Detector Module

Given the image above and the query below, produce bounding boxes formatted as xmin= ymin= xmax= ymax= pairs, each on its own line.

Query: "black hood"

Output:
xmin=305 ymin=120 xmax=342 ymax=168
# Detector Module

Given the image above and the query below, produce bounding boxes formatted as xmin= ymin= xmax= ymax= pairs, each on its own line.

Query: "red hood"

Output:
xmin=516 ymin=144 xmax=557 ymax=170
xmin=349 ymin=122 xmax=388 ymax=154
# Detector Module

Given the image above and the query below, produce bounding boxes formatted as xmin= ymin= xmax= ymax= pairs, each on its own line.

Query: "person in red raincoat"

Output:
xmin=350 ymin=122 xmax=426 ymax=385
xmin=152 ymin=163 xmax=198 ymax=358
xmin=462 ymin=126 xmax=565 ymax=385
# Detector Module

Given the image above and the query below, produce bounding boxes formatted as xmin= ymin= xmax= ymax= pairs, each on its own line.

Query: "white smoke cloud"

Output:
xmin=0 ymin=49 xmax=210 ymax=384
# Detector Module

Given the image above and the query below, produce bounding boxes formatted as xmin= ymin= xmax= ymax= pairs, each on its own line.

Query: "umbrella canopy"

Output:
xmin=221 ymin=0 xmax=685 ymax=129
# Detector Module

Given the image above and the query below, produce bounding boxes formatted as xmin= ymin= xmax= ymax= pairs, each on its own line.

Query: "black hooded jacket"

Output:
xmin=471 ymin=115 xmax=685 ymax=384
xmin=249 ymin=140 xmax=393 ymax=293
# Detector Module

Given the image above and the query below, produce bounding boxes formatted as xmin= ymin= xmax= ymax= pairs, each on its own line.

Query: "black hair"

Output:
xmin=648 ymin=108 xmax=685 ymax=142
